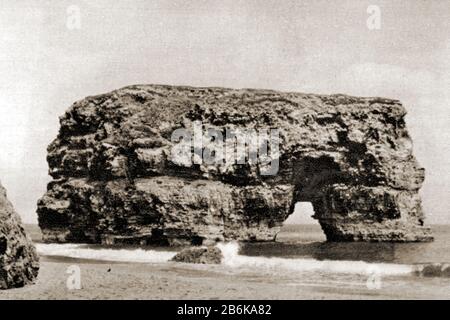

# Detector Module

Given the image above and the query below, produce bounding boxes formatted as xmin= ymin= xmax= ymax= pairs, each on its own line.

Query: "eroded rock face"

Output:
xmin=37 ymin=85 xmax=432 ymax=244
xmin=1 ymin=180 xmax=39 ymax=289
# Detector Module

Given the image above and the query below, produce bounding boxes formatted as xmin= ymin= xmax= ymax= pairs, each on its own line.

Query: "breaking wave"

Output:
xmin=37 ymin=242 xmax=449 ymax=278
xmin=36 ymin=243 xmax=176 ymax=263
xmin=216 ymin=242 xmax=414 ymax=276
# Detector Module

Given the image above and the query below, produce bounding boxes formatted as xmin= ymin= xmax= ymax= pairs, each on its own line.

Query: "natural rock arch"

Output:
xmin=37 ymin=85 xmax=432 ymax=245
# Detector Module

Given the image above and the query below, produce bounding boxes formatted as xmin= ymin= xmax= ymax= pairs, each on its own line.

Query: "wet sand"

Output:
xmin=1 ymin=256 xmax=449 ymax=300
xmin=2 ymin=224 xmax=449 ymax=299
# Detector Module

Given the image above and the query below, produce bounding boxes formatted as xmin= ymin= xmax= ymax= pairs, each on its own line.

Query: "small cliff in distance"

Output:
xmin=37 ymin=84 xmax=432 ymax=245
xmin=1 ymin=180 xmax=39 ymax=289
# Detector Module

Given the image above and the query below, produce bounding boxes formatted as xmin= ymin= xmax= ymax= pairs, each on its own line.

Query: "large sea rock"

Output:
xmin=37 ymin=84 xmax=432 ymax=245
xmin=0 ymin=180 xmax=39 ymax=289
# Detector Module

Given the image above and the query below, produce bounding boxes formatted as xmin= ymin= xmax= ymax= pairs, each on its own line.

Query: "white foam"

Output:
xmin=37 ymin=242 xmax=415 ymax=276
xmin=215 ymin=242 xmax=414 ymax=276
xmin=36 ymin=243 xmax=176 ymax=263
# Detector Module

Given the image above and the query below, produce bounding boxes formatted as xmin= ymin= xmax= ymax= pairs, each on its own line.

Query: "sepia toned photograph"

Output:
xmin=1 ymin=0 xmax=450 ymax=306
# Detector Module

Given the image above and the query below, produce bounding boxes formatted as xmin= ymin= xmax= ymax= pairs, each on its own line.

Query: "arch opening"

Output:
xmin=279 ymin=202 xmax=326 ymax=242
xmin=284 ymin=202 xmax=315 ymax=225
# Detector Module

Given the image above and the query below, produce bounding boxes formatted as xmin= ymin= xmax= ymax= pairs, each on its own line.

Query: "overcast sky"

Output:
xmin=0 ymin=0 xmax=449 ymax=224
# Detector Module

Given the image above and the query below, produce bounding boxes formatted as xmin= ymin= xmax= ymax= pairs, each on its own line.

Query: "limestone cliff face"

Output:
xmin=1 ymin=180 xmax=39 ymax=289
xmin=37 ymin=85 xmax=432 ymax=245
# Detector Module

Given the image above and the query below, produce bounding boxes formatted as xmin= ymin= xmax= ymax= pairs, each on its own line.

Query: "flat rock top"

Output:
xmin=88 ymin=84 xmax=401 ymax=104
xmin=77 ymin=85 xmax=404 ymax=120
xmin=62 ymin=84 xmax=407 ymax=146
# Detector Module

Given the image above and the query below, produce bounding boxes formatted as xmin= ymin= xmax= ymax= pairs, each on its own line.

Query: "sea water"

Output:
xmin=33 ymin=224 xmax=450 ymax=298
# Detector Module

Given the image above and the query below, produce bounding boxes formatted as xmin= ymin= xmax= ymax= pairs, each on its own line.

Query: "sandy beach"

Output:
xmin=0 ymin=254 xmax=448 ymax=300
xmin=2 ymin=224 xmax=450 ymax=300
